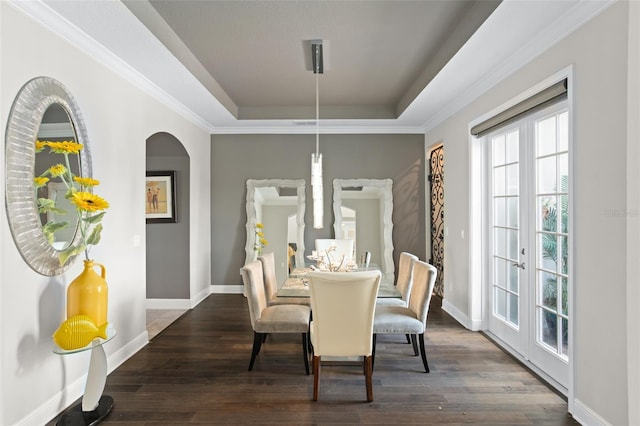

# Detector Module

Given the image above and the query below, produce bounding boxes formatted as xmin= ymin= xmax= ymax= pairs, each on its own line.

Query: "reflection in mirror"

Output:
xmin=5 ymin=77 xmax=91 ymax=276
xmin=35 ymin=103 xmax=81 ymax=249
xmin=333 ymin=178 xmax=394 ymax=284
xmin=245 ymin=179 xmax=306 ymax=286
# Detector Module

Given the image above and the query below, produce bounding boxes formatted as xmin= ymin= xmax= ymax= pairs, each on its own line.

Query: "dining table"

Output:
xmin=277 ymin=264 xmax=401 ymax=299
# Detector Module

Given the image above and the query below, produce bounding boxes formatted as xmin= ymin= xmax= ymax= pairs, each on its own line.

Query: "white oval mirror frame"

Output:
xmin=333 ymin=178 xmax=394 ymax=284
xmin=5 ymin=77 xmax=92 ymax=276
xmin=245 ymin=179 xmax=306 ymax=269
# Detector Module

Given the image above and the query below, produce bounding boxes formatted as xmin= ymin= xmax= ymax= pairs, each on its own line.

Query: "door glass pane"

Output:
xmin=509 ymin=293 xmax=519 ymax=325
xmin=493 ymin=134 xmax=505 ymax=165
xmin=538 ymin=233 xmax=556 ymax=270
xmin=561 ymin=277 xmax=568 ymax=316
xmin=507 ymin=229 xmax=518 ymax=260
xmin=558 ymin=112 xmax=569 ymax=152
xmin=495 ymin=288 xmax=506 ymax=319
xmin=494 ymin=166 xmax=506 ymax=196
xmin=508 ymin=262 xmax=518 ymax=293
xmin=506 ymin=164 xmax=518 ymax=195
xmin=541 ymin=309 xmax=558 ymax=348
xmin=494 ymin=198 xmax=506 ymax=227
xmin=495 ymin=228 xmax=506 ymax=257
xmin=537 ymin=156 xmax=556 ymax=194
xmin=537 ymin=115 xmax=557 ymax=156
xmin=562 ymin=317 xmax=569 ymax=356
xmin=507 ymin=196 xmax=518 ymax=228
xmin=506 ymin=130 xmax=519 ymax=163
xmin=540 ymin=271 xmax=557 ymax=309
xmin=539 ymin=195 xmax=557 ymax=232
xmin=494 ymin=258 xmax=506 ymax=289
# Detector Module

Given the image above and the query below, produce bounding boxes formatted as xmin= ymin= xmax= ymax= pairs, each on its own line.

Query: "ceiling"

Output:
xmin=126 ymin=0 xmax=500 ymax=121
xmin=18 ymin=0 xmax=612 ymax=133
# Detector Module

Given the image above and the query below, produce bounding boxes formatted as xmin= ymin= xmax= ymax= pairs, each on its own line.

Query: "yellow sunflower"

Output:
xmin=73 ymin=176 xmax=100 ymax=187
xmin=47 ymin=141 xmax=83 ymax=154
xmin=70 ymin=192 xmax=110 ymax=212
xmin=35 ymin=140 xmax=48 ymax=153
xmin=256 ymin=223 xmax=264 ymax=229
xmin=48 ymin=164 xmax=67 ymax=177
xmin=34 ymin=176 xmax=50 ymax=187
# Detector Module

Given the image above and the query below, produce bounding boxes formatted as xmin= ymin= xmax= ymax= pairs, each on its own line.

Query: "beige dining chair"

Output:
xmin=376 ymin=252 xmax=418 ymax=307
xmin=372 ymin=260 xmax=437 ymax=373
xmin=307 ymin=270 xmax=381 ymax=402
xmin=376 ymin=252 xmax=418 ymax=345
xmin=258 ymin=252 xmax=310 ymax=306
xmin=241 ymin=260 xmax=311 ymax=374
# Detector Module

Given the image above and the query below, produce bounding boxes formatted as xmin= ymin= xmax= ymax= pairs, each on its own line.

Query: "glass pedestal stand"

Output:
xmin=53 ymin=327 xmax=116 ymax=426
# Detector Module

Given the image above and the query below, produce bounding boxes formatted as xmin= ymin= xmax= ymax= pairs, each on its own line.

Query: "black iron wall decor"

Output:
xmin=429 ymin=146 xmax=445 ymax=297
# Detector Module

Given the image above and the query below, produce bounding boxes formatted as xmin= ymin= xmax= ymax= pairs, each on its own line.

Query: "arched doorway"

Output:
xmin=145 ymin=132 xmax=190 ymax=338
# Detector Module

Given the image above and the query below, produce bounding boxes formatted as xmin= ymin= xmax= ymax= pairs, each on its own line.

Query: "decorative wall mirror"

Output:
xmin=5 ymin=77 xmax=92 ymax=276
xmin=245 ymin=179 xmax=306 ymax=285
xmin=333 ymin=178 xmax=394 ymax=284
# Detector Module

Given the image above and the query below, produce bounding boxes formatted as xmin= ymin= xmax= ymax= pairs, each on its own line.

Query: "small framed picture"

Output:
xmin=145 ymin=171 xmax=177 ymax=223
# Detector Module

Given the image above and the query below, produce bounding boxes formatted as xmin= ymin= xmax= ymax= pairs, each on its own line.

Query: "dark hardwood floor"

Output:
xmin=50 ymin=294 xmax=579 ymax=425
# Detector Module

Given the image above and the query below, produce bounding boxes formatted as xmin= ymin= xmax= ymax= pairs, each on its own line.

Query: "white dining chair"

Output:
xmin=241 ymin=260 xmax=311 ymax=374
xmin=307 ymin=270 xmax=381 ymax=402
xmin=258 ymin=252 xmax=309 ymax=306
xmin=372 ymin=260 xmax=437 ymax=373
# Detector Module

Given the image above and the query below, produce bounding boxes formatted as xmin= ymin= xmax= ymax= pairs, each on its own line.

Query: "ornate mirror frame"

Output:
xmin=333 ymin=178 xmax=394 ymax=283
xmin=245 ymin=179 xmax=306 ymax=268
xmin=5 ymin=77 xmax=92 ymax=276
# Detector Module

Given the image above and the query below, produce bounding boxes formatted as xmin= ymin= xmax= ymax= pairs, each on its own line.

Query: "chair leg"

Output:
xmin=371 ymin=334 xmax=377 ymax=371
xmin=364 ymin=355 xmax=374 ymax=402
xmin=301 ymin=333 xmax=310 ymax=375
xmin=262 ymin=333 xmax=268 ymax=343
xmin=313 ymin=356 xmax=321 ymax=401
xmin=248 ymin=332 xmax=263 ymax=371
xmin=410 ymin=334 xmax=419 ymax=356
xmin=418 ymin=333 xmax=430 ymax=373
xmin=405 ymin=333 xmax=411 ymax=344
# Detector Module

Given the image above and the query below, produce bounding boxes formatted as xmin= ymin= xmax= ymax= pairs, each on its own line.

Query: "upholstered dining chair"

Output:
xmin=241 ymin=260 xmax=311 ymax=374
xmin=307 ymin=270 xmax=381 ymax=402
xmin=372 ymin=260 xmax=437 ymax=373
xmin=258 ymin=252 xmax=309 ymax=306
xmin=376 ymin=252 xmax=418 ymax=345
xmin=376 ymin=252 xmax=418 ymax=307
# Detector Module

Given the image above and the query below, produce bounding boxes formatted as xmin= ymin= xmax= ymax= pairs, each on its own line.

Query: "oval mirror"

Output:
xmin=5 ymin=77 xmax=92 ymax=276
xmin=333 ymin=178 xmax=395 ymax=284
xmin=35 ymin=103 xmax=81 ymax=250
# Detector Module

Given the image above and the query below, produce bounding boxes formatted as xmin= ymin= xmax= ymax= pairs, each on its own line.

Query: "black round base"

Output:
xmin=56 ymin=395 xmax=113 ymax=426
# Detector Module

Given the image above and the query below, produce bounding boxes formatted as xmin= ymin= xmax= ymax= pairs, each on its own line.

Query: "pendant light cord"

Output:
xmin=315 ymin=44 xmax=320 ymax=156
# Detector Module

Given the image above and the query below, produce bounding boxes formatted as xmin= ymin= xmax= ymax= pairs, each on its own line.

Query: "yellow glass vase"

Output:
xmin=67 ymin=260 xmax=108 ymax=327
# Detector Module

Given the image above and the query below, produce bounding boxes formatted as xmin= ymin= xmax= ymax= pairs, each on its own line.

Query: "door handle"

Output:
xmin=512 ymin=262 xmax=526 ymax=270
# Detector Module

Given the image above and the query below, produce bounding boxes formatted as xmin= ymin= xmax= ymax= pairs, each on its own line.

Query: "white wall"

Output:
xmin=0 ymin=3 xmax=210 ymax=425
xmin=425 ymin=2 xmax=635 ymax=425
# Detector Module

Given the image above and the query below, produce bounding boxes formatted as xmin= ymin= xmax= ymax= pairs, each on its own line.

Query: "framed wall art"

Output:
xmin=145 ymin=171 xmax=177 ymax=223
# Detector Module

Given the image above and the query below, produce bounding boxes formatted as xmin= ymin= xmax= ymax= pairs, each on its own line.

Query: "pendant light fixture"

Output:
xmin=311 ymin=40 xmax=323 ymax=229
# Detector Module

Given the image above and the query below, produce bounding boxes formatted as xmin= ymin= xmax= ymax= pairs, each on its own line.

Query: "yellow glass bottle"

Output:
xmin=66 ymin=260 xmax=108 ymax=327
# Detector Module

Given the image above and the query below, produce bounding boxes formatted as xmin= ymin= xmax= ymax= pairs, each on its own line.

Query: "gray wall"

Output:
xmin=211 ymin=133 xmax=425 ymax=286
xmin=146 ymin=133 xmax=190 ymax=298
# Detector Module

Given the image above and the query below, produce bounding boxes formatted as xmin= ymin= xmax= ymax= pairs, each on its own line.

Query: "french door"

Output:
xmin=487 ymin=101 xmax=570 ymax=389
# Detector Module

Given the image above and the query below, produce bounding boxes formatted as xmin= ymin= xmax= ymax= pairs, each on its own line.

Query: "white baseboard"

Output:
xmin=441 ymin=297 xmax=484 ymax=330
xmin=18 ymin=330 xmax=149 ymax=426
xmin=572 ymin=398 xmax=609 ymax=426
xmin=211 ymin=284 xmax=243 ymax=294
xmin=190 ymin=286 xmax=211 ymax=307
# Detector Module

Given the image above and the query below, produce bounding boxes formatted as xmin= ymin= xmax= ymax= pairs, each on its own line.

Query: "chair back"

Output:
xmin=396 ymin=252 xmax=419 ymax=302
xmin=307 ymin=270 xmax=381 ymax=357
xmin=315 ymin=239 xmax=354 ymax=264
xmin=241 ymin=260 xmax=268 ymax=330
xmin=408 ymin=260 xmax=438 ymax=325
xmin=258 ymin=252 xmax=277 ymax=301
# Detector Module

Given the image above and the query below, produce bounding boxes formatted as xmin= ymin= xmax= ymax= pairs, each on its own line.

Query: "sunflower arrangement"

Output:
xmin=254 ymin=223 xmax=268 ymax=256
xmin=34 ymin=140 xmax=109 ymax=265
